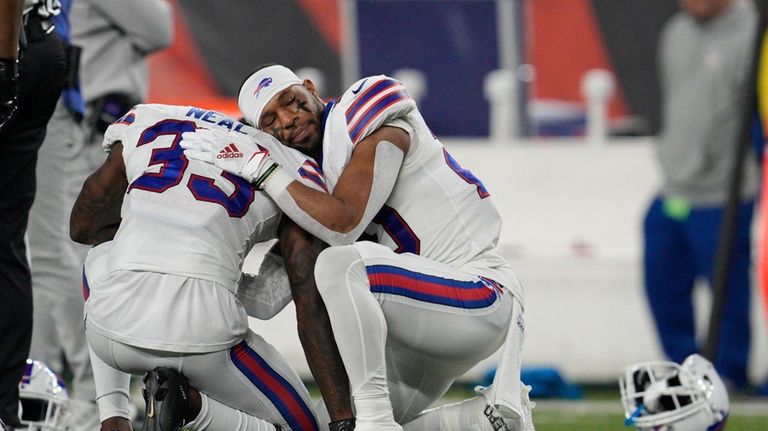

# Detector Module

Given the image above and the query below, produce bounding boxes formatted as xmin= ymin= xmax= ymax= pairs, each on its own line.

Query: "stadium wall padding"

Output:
xmin=148 ymin=1 xmax=693 ymax=137
xmin=177 ymin=0 xmax=342 ymax=98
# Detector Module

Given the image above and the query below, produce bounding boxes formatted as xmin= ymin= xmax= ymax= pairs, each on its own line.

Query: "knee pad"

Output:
xmin=314 ymin=245 xmax=366 ymax=298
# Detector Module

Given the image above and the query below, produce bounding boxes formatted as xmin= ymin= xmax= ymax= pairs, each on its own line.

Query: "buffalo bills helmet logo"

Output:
xmin=253 ymin=77 xmax=273 ymax=98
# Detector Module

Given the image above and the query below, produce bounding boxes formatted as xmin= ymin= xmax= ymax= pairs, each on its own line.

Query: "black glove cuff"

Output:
xmin=0 ymin=57 xmax=19 ymax=80
xmin=328 ymin=418 xmax=356 ymax=431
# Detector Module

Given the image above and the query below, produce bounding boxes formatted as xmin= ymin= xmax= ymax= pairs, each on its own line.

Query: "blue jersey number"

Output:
xmin=370 ymin=149 xmax=489 ymax=254
xmin=129 ymin=120 xmax=256 ymax=217
xmin=443 ymin=149 xmax=490 ymax=198
xmin=372 ymin=205 xmax=420 ymax=255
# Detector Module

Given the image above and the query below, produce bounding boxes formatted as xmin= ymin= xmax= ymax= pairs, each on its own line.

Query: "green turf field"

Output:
xmin=157 ymin=382 xmax=768 ymax=430
xmin=532 ymin=413 xmax=768 ymax=431
xmin=440 ymin=384 xmax=768 ymax=431
xmin=531 ymin=401 xmax=768 ymax=431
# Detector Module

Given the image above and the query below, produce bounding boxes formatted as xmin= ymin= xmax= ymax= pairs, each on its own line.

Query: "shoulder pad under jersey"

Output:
xmin=102 ymin=104 xmax=194 ymax=152
xmin=339 ymin=75 xmax=416 ymax=146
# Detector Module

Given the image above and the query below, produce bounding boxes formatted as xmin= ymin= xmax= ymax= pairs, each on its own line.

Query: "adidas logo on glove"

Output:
xmin=217 ymin=143 xmax=244 ymax=159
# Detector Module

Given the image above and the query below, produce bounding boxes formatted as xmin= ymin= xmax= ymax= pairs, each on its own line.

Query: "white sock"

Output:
xmin=314 ymin=247 xmax=401 ymax=429
xmin=187 ymin=393 xmax=278 ymax=431
xmin=402 ymin=396 xmax=487 ymax=431
xmin=354 ymin=391 xmax=397 ymax=426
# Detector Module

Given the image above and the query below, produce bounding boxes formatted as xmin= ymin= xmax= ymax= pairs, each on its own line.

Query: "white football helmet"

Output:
xmin=619 ymin=354 xmax=729 ymax=431
xmin=17 ymin=359 xmax=71 ymax=430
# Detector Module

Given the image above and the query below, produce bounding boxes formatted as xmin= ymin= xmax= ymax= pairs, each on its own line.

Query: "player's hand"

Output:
xmin=181 ymin=128 xmax=281 ymax=189
xmin=0 ymin=58 xmax=20 ymax=132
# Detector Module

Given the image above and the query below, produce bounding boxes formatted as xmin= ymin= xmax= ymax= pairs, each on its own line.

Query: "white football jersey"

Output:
xmin=321 ymin=76 xmax=521 ymax=300
xmin=85 ymin=104 xmax=322 ymax=352
xmin=102 ymin=104 xmax=317 ymax=289
xmin=104 ymin=105 xmax=294 ymax=289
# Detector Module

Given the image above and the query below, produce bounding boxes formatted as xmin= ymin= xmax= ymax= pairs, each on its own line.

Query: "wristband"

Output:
xmin=328 ymin=418 xmax=355 ymax=431
xmin=253 ymin=163 xmax=280 ymax=188
xmin=261 ymin=165 xmax=294 ymax=195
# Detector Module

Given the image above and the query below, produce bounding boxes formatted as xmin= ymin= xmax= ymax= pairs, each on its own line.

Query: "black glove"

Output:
xmin=92 ymin=93 xmax=139 ymax=135
xmin=328 ymin=418 xmax=356 ymax=431
xmin=0 ymin=57 xmax=20 ymax=131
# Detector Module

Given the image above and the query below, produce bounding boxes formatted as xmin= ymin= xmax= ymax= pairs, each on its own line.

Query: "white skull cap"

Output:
xmin=238 ymin=65 xmax=302 ymax=129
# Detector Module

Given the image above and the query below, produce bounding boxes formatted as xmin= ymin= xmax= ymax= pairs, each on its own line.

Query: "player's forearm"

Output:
xmin=286 ymin=182 xmax=361 ymax=233
xmin=90 ymin=223 xmax=121 ymax=246
xmin=265 ymin=141 xmax=402 ymax=246
xmin=0 ymin=0 xmax=23 ymax=58
xmin=72 ymin=144 xmax=128 ymax=244
xmin=264 ymin=176 xmax=366 ymax=246
xmin=279 ymin=221 xmax=354 ymax=421
xmin=70 ymin=178 xmax=123 ymax=244
xmin=269 ymin=183 xmax=368 ymax=246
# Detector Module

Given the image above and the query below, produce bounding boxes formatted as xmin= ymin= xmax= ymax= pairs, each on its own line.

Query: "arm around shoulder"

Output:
xmin=259 ymin=125 xmax=408 ymax=246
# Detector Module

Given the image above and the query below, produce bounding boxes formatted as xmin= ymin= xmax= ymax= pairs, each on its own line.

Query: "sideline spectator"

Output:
xmin=643 ymin=0 xmax=759 ymax=391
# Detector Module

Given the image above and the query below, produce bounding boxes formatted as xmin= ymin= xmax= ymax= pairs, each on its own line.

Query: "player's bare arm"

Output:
xmin=99 ymin=416 xmax=132 ymax=431
xmin=284 ymin=125 xmax=409 ymax=232
xmin=278 ymin=217 xmax=354 ymax=422
xmin=70 ymin=143 xmax=128 ymax=245
xmin=181 ymin=119 xmax=410 ymax=244
xmin=0 ymin=0 xmax=23 ymax=58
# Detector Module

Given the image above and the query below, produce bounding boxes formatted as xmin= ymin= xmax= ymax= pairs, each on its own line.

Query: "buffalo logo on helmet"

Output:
xmin=252 ymin=77 xmax=273 ymax=98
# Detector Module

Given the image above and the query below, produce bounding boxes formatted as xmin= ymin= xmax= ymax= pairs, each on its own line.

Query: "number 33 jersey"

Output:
xmin=102 ymin=103 xmax=313 ymax=291
xmin=321 ymin=76 xmax=522 ymax=301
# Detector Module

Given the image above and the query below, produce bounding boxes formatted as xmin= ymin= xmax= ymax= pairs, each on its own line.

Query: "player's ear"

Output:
xmin=303 ymin=79 xmax=318 ymax=97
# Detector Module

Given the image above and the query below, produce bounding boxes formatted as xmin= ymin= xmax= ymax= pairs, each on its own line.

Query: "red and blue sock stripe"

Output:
xmin=230 ymin=342 xmax=318 ymax=431
xmin=366 ymin=265 xmax=501 ymax=309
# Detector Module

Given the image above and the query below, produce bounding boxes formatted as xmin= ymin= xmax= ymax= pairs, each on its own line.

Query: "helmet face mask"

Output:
xmin=619 ymin=354 xmax=729 ymax=431
xmin=18 ymin=360 xmax=71 ymax=431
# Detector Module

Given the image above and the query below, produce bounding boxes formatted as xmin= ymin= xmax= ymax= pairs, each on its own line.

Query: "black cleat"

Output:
xmin=141 ymin=367 xmax=190 ymax=431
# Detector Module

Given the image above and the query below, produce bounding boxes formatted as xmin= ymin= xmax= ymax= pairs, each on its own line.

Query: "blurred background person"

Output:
xmin=0 ymin=0 xmax=67 ymax=427
xmin=0 ymin=1 xmax=22 ymax=131
xmin=642 ymin=0 xmax=759 ymax=391
xmin=26 ymin=0 xmax=172 ymax=429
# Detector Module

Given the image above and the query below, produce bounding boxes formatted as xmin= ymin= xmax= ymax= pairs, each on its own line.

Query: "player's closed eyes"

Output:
xmin=262 ymin=115 xmax=275 ymax=128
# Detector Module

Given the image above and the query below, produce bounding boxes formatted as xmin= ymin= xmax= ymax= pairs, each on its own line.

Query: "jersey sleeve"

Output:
xmin=341 ymin=75 xmax=417 ymax=146
xmin=102 ymin=105 xmax=139 ymax=152
xmin=246 ymin=129 xmax=330 ymax=193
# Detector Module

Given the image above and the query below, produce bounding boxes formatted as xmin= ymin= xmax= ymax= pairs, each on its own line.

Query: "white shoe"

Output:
xmin=520 ymin=384 xmax=536 ymax=431
xmin=480 ymin=403 xmax=513 ymax=431
xmin=474 ymin=384 xmax=536 ymax=431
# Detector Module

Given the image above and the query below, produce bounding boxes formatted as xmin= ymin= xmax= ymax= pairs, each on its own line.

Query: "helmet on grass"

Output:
xmin=18 ymin=359 xmax=71 ymax=430
xmin=619 ymin=354 xmax=728 ymax=430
